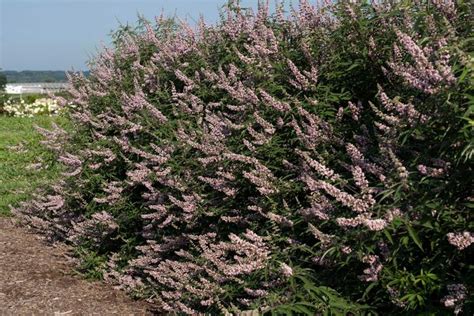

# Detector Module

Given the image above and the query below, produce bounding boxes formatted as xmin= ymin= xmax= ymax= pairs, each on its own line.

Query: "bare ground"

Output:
xmin=0 ymin=217 xmax=153 ymax=316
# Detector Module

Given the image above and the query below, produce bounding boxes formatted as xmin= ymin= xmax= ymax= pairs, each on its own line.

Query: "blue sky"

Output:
xmin=0 ymin=0 xmax=290 ymax=71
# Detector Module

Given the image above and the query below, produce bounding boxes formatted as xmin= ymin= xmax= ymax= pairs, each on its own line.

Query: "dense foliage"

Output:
xmin=16 ymin=0 xmax=473 ymax=314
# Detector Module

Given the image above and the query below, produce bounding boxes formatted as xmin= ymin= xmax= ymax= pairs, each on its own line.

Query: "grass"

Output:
xmin=0 ymin=115 xmax=68 ymax=216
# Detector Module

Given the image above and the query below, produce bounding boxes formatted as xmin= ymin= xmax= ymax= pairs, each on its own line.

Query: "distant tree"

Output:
xmin=0 ymin=69 xmax=6 ymax=110
xmin=0 ymin=70 xmax=6 ymax=92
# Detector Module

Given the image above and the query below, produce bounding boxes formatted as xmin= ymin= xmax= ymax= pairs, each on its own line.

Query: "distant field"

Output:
xmin=0 ymin=115 xmax=68 ymax=216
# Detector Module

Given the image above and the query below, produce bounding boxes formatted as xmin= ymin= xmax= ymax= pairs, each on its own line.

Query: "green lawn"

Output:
xmin=0 ymin=115 xmax=68 ymax=216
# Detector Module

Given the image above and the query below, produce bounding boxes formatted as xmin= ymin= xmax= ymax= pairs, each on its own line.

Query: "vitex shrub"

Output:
xmin=15 ymin=0 xmax=473 ymax=314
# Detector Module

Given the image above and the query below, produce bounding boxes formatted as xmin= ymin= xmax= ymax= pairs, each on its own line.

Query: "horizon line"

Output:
xmin=2 ymin=69 xmax=90 ymax=72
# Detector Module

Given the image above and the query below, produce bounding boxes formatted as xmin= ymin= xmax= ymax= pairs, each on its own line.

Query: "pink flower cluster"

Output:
xmin=388 ymin=29 xmax=455 ymax=94
xmin=441 ymin=284 xmax=467 ymax=314
xmin=359 ymin=255 xmax=383 ymax=282
xmin=447 ymin=232 xmax=474 ymax=250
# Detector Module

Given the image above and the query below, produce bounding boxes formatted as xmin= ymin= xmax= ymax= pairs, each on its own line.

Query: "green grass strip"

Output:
xmin=0 ymin=115 xmax=68 ymax=216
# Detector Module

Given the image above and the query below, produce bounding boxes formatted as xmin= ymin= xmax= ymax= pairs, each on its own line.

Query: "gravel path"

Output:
xmin=0 ymin=217 xmax=152 ymax=316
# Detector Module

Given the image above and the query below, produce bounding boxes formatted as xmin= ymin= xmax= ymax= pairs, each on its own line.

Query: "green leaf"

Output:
xmin=292 ymin=304 xmax=314 ymax=315
xmin=362 ymin=282 xmax=378 ymax=300
xmin=383 ymin=230 xmax=394 ymax=244
xmin=405 ymin=222 xmax=423 ymax=251
xmin=347 ymin=63 xmax=360 ymax=71
xmin=458 ymin=67 xmax=469 ymax=83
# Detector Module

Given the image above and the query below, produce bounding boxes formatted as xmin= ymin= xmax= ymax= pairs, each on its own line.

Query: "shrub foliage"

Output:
xmin=16 ymin=0 xmax=473 ymax=314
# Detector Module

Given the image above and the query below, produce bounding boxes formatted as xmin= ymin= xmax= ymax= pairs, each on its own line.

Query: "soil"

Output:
xmin=0 ymin=217 xmax=153 ymax=316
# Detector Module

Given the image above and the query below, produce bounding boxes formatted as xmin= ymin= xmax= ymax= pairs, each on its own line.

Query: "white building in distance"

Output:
xmin=5 ymin=82 xmax=69 ymax=94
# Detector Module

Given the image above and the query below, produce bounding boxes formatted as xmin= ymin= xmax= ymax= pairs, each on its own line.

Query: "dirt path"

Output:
xmin=0 ymin=217 xmax=152 ymax=316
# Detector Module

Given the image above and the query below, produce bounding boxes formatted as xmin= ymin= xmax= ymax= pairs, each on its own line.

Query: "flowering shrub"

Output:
xmin=2 ymin=97 xmax=61 ymax=117
xmin=15 ymin=0 xmax=473 ymax=314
